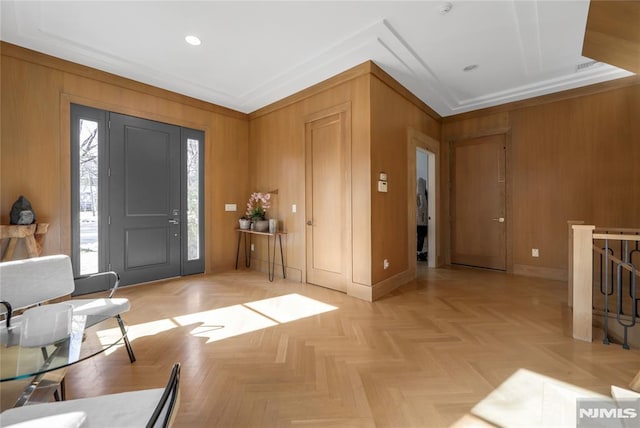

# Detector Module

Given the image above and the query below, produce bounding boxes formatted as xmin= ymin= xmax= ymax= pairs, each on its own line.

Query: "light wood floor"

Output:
xmin=5 ymin=265 xmax=640 ymax=427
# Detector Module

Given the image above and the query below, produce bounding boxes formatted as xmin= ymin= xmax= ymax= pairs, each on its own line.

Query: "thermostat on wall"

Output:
xmin=378 ymin=172 xmax=388 ymax=192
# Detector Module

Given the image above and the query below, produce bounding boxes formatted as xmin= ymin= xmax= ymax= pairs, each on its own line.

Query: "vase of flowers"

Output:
xmin=246 ymin=192 xmax=271 ymax=232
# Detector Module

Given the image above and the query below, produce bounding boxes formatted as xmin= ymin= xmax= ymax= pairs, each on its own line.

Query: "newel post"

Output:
xmin=572 ymin=225 xmax=595 ymax=342
xmin=567 ymin=220 xmax=585 ymax=308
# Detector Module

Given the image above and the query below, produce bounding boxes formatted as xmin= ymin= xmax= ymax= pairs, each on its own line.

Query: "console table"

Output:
xmin=235 ymin=229 xmax=286 ymax=282
xmin=1 ymin=224 xmax=49 ymax=261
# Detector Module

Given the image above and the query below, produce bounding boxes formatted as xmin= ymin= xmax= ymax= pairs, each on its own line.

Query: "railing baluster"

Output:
xmin=616 ymin=262 xmax=637 ymax=350
xmin=603 ymin=239 xmax=610 ymax=345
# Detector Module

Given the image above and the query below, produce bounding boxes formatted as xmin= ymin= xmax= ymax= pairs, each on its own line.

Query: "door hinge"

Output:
xmin=108 ymin=120 xmax=111 ymax=129
xmin=108 ymin=167 xmax=111 ymax=177
xmin=108 ymin=216 xmax=111 ymax=225
xmin=108 ymin=263 xmax=112 ymax=270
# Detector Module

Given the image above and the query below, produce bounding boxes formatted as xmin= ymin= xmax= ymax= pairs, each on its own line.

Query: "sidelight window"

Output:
xmin=78 ymin=118 xmax=100 ymax=274
xmin=186 ymin=138 xmax=200 ymax=260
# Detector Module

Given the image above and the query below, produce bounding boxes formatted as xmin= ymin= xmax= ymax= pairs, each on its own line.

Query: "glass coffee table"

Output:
xmin=0 ymin=314 xmax=127 ymax=407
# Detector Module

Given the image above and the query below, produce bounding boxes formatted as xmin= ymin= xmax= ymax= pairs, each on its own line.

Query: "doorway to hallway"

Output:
xmin=416 ymin=148 xmax=436 ymax=267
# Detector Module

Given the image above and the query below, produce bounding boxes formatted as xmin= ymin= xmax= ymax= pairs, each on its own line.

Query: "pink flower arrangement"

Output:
xmin=246 ymin=192 xmax=271 ymax=220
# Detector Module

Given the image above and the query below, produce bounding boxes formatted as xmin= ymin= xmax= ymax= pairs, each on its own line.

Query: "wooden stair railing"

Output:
xmin=571 ymin=224 xmax=640 ymax=348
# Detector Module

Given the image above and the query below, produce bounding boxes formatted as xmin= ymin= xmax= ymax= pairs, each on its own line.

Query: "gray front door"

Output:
xmin=108 ymin=113 xmax=181 ymax=285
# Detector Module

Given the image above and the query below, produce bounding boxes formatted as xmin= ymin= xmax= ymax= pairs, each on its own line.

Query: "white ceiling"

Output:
xmin=1 ymin=1 xmax=634 ymax=117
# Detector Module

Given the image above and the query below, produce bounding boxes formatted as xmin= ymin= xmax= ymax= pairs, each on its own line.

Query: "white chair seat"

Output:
xmin=4 ymin=411 xmax=87 ymax=428
xmin=67 ymin=298 xmax=130 ymax=326
xmin=1 ymin=363 xmax=180 ymax=428
xmin=0 ymin=299 xmax=130 ymax=347
xmin=1 ymin=388 xmax=164 ymax=428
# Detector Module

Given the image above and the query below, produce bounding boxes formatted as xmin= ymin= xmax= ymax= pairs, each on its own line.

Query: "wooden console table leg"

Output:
xmin=24 ymin=235 xmax=39 ymax=258
xmin=2 ymin=238 xmax=18 ymax=261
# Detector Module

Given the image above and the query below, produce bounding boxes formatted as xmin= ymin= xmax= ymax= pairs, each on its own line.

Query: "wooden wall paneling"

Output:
xmin=369 ymin=76 xmax=440 ymax=290
xmin=445 ymin=82 xmax=640 ymax=282
xmin=590 ymin=87 xmax=640 ymax=229
xmin=583 ymin=0 xmax=640 ymax=74
xmin=208 ymin=114 xmax=249 ymax=273
xmin=510 ymin=102 xmax=573 ymax=278
xmin=1 ymin=45 xmax=249 ymax=274
xmin=1 ymin=56 xmax=64 ymax=258
xmin=1 ymin=42 xmax=245 ymax=121
xmin=348 ymin=75 xmax=372 ymax=291
xmin=441 ymin=75 xmax=640 ymax=125
xmin=248 ymin=78 xmax=368 ymax=288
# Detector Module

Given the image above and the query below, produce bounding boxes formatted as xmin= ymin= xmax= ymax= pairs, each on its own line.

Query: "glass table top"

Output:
xmin=1 ymin=315 xmax=126 ymax=382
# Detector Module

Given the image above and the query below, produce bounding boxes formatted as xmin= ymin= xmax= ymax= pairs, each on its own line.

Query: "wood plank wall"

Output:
xmin=248 ymin=65 xmax=371 ymax=292
xmin=248 ymin=61 xmax=440 ymax=299
xmin=0 ymin=42 xmax=249 ymax=273
xmin=7 ymin=37 xmax=638 ymax=296
xmin=369 ymin=75 xmax=440 ymax=293
xmin=443 ymin=79 xmax=640 ymax=281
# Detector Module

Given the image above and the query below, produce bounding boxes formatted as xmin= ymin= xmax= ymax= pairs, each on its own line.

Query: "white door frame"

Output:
xmin=417 ymin=147 xmax=437 ymax=268
xmin=407 ymin=128 xmax=440 ymax=274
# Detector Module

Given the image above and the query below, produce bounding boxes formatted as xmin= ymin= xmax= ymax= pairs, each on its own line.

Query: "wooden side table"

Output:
xmin=0 ymin=224 xmax=49 ymax=261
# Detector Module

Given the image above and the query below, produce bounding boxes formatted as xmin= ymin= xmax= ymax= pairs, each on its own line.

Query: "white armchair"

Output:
xmin=0 ymin=255 xmax=135 ymax=362
xmin=0 ymin=363 xmax=181 ymax=428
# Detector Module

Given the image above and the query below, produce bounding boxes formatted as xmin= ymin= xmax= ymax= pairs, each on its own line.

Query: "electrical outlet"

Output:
xmin=383 ymin=259 xmax=390 ymax=269
xmin=251 ymin=244 xmax=255 ymax=252
xmin=532 ymin=248 xmax=539 ymax=257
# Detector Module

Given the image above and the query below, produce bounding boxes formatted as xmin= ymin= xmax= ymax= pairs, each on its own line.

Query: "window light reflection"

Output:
xmin=244 ymin=293 xmax=338 ymax=323
xmin=92 ymin=293 xmax=338 ymax=354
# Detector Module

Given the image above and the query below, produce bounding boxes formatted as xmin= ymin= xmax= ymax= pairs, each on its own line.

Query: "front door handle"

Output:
xmin=306 ymin=220 xmax=313 ymax=226
xmin=492 ymin=217 xmax=505 ymax=223
xmin=168 ymin=219 xmax=179 ymax=225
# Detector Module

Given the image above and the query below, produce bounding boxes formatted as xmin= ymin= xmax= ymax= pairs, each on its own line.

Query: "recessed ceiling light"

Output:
xmin=438 ymin=2 xmax=453 ymax=15
xmin=463 ymin=64 xmax=479 ymax=72
xmin=185 ymin=35 xmax=201 ymax=46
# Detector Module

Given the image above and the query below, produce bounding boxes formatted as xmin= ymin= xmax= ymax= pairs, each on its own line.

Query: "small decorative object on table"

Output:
xmin=10 ymin=195 xmax=36 ymax=225
xmin=246 ymin=192 xmax=271 ymax=232
xmin=239 ymin=217 xmax=251 ymax=230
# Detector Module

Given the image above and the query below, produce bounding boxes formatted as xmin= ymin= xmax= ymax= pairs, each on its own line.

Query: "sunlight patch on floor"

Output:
xmin=174 ymin=305 xmax=278 ymax=343
xmin=244 ymin=293 xmax=338 ymax=323
xmin=95 ymin=293 xmax=338 ymax=351
xmin=471 ymin=368 xmax=612 ymax=427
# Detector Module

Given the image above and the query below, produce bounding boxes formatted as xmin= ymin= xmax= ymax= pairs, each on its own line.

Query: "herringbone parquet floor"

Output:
xmin=12 ymin=266 xmax=640 ymax=427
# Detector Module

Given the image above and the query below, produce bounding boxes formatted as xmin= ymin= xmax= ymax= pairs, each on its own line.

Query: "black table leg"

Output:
xmin=235 ymin=231 xmax=241 ymax=270
xmin=279 ymin=234 xmax=286 ymax=279
xmin=268 ymin=235 xmax=274 ymax=282
xmin=245 ymin=234 xmax=251 ymax=268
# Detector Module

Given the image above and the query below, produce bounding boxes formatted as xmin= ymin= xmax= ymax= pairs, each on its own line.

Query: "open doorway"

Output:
xmin=407 ymin=128 xmax=439 ymax=271
xmin=416 ymin=148 xmax=436 ymax=268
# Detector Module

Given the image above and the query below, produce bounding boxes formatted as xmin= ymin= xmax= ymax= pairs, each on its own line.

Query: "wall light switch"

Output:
xmin=225 ymin=204 xmax=237 ymax=211
xmin=292 ymin=204 xmax=297 ymax=213
xmin=532 ymin=248 xmax=539 ymax=257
